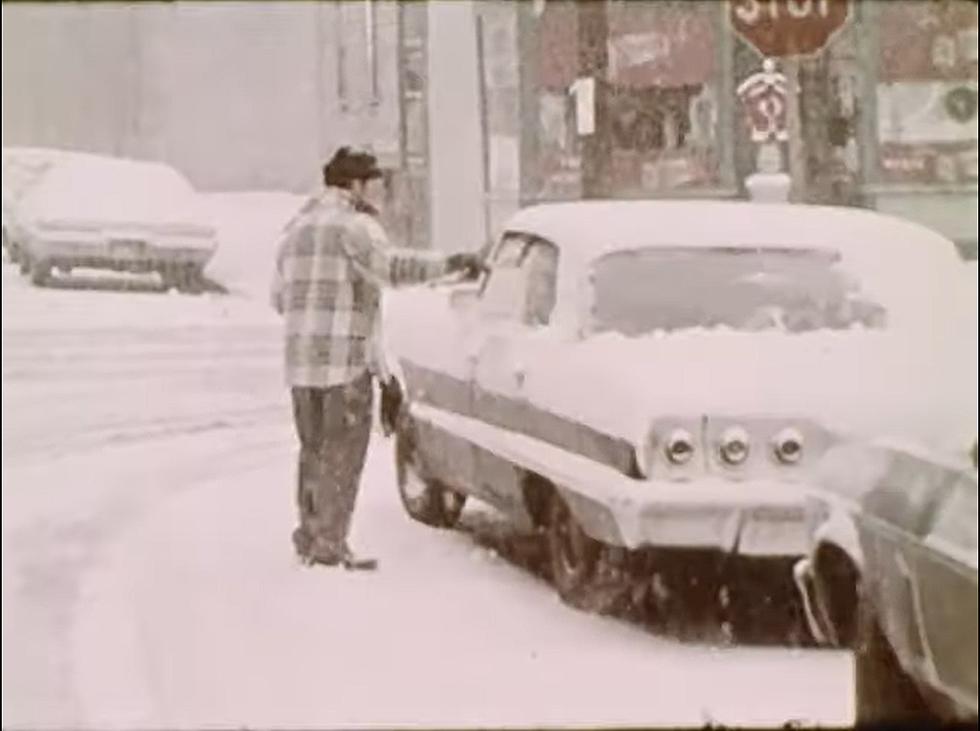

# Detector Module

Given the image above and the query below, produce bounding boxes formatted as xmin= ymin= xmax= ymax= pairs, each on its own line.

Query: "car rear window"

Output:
xmin=589 ymin=246 xmax=887 ymax=336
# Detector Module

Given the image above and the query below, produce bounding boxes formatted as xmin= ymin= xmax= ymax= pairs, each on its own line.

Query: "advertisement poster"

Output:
xmin=876 ymin=2 xmax=978 ymax=185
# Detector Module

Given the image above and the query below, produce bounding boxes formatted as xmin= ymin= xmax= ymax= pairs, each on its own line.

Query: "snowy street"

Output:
xmin=0 ymin=260 xmax=854 ymax=728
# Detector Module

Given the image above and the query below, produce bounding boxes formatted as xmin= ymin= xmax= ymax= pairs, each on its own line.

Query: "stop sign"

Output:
xmin=731 ymin=0 xmax=851 ymax=58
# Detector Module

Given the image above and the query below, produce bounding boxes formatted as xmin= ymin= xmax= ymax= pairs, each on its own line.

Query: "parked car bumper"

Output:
xmin=28 ymin=238 xmax=214 ymax=271
xmin=560 ymin=477 xmax=809 ymax=557
xmin=410 ymin=402 xmax=811 ymax=558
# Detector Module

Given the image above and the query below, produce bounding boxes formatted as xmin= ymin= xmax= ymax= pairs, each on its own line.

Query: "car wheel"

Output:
xmin=546 ymin=491 xmax=600 ymax=604
xmin=394 ymin=413 xmax=461 ymax=528
xmin=29 ymin=259 xmax=52 ymax=286
xmin=180 ymin=265 xmax=205 ymax=294
xmin=162 ymin=264 xmax=204 ymax=293
xmin=854 ymin=587 xmax=934 ymax=726
xmin=724 ymin=558 xmax=808 ymax=645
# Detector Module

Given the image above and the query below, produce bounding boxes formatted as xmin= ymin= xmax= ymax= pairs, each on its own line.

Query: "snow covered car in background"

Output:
xmin=381 ymin=200 xmax=976 ymax=617
xmin=794 ymin=441 xmax=977 ymax=726
xmin=15 ymin=153 xmax=216 ymax=291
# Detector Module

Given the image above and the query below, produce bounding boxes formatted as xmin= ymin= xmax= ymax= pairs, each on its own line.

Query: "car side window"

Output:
xmin=523 ymin=242 xmax=559 ymax=326
xmin=480 ymin=234 xmax=560 ymax=326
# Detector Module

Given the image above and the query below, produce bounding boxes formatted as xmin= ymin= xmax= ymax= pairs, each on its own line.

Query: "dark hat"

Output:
xmin=323 ymin=146 xmax=383 ymax=187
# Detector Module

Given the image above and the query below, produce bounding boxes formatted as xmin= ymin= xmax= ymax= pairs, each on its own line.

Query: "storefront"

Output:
xmin=528 ymin=0 xmax=739 ymax=201
xmin=858 ymin=0 xmax=977 ymax=255
xmin=453 ymin=1 xmax=976 ymax=252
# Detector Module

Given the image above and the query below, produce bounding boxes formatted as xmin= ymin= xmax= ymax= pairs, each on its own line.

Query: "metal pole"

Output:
xmin=577 ymin=0 xmax=609 ymax=199
xmin=474 ymin=12 xmax=492 ymax=246
xmin=784 ymin=57 xmax=806 ymax=202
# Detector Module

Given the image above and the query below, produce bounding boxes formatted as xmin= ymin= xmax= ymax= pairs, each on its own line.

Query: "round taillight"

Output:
xmin=665 ymin=429 xmax=695 ymax=465
xmin=720 ymin=426 xmax=750 ymax=465
xmin=773 ymin=427 xmax=804 ymax=464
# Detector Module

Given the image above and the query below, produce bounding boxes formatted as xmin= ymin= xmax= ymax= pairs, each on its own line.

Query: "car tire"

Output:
xmin=854 ymin=587 xmax=934 ymax=727
xmin=394 ymin=413 xmax=465 ymax=528
xmin=180 ymin=266 xmax=205 ymax=294
xmin=29 ymin=259 xmax=52 ymax=286
xmin=162 ymin=264 xmax=204 ymax=294
xmin=724 ymin=558 xmax=811 ymax=645
xmin=546 ymin=491 xmax=601 ymax=605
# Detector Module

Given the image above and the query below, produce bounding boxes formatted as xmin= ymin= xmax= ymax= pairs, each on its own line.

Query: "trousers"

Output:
xmin=290 ymin=372 xmax=373 ymax=554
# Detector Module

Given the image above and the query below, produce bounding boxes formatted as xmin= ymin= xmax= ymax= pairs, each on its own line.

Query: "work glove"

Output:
xmin=445 ymin=252 xmax=486 ymax=281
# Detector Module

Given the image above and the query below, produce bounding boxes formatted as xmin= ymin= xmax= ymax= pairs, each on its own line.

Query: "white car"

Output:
xmin=15 ymin=153 xmax=217 ymax=290
xmin=380 ymin=200 xmax=977 ymax=621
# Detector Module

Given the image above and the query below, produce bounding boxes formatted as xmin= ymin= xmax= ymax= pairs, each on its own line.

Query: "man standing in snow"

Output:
xmin=271 ymin=146 xmax=482 ymax=570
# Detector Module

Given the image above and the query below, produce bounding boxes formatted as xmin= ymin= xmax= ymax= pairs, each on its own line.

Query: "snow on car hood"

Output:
xmin=525 ymin=327 xmax=977 ymax=455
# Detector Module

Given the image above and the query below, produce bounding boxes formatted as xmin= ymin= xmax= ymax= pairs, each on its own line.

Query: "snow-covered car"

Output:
xmin=15 ymin=153 xmax=217 ymax=290
xmin=794 ymin=440 xmax=977 ymax=726
xmin=381 ymin=200 xmax=976 ymax=611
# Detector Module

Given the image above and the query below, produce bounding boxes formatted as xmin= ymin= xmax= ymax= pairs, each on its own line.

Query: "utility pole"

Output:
xmin=783 ymin=57 xmax=807 ymax=202
xmin=576 ymin=0 xmax=609 ymax=199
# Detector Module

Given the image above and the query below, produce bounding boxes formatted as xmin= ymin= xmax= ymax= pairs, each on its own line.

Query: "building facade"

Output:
xmin=2 ymin=1 xmax=976 ymax=255
xmin=441 ymin=0 xmax=977 ymax=254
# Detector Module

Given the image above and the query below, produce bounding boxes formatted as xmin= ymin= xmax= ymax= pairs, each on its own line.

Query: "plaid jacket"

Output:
xmin=271 ymin=187 xmax=448 ymax=387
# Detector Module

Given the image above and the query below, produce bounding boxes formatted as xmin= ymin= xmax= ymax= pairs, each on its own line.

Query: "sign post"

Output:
xmin=729 ymin=0 xmax=852 ymax=201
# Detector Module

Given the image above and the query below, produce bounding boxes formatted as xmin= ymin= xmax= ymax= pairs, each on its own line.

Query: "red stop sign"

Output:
xmin=731 ymin=0 xmax=851 ymax=57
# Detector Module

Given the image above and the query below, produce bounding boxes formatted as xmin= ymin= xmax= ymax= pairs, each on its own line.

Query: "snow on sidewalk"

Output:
xmin=73 ymin=433 xmax=854 ymax=729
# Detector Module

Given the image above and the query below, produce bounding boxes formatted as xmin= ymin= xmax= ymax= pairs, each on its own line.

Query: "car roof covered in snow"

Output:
xmin=19 ymin=154 xmax=208 ymax=228
xmin=504 ymin=200 xmax=957 ymax=262
xmin=504 ymin=200 xmax=969 ymax=337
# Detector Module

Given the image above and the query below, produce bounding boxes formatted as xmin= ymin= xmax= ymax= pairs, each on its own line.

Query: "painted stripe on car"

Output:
xmin=402 ymin=360 xmax=638 ymax=477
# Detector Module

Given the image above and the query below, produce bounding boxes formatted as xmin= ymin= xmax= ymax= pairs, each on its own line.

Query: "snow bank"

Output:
xmin=201 ymin=192 xmax=305 ymax=299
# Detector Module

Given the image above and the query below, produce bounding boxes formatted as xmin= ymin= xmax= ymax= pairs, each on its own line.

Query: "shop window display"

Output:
xmin=875 ymin=0 xmax=978 ymax=186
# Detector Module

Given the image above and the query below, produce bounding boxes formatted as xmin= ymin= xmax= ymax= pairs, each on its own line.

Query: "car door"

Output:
xmin=913 ymin=471 xmax=979 ymax=715
xmin=382 ymin=278 xmax=482 ymax=494
xmin=469 ymin=236 xmax=560 ymax=520
xmin=857 ymin=450 xmax=947 ymax=677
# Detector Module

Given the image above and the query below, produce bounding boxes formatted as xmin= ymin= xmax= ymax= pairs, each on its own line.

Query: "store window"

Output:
xmin=534 ymin=1 xmax=582 ymax=200
xmin=605 ymin=0 xmax=723 ymax=194
xmin=875 ymin=1 xmax=978 ymax=186
xmin=533 ymin=1 xmax=726 ymax=199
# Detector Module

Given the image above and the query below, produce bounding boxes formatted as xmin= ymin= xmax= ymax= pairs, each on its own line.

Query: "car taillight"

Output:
xmin=773 ymin=427 xmax=804 ymax=464
xmin=665 ymin=428 xmax=695 ymax=465
xmin=719 ymin=426 xmax=750 ymax=465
